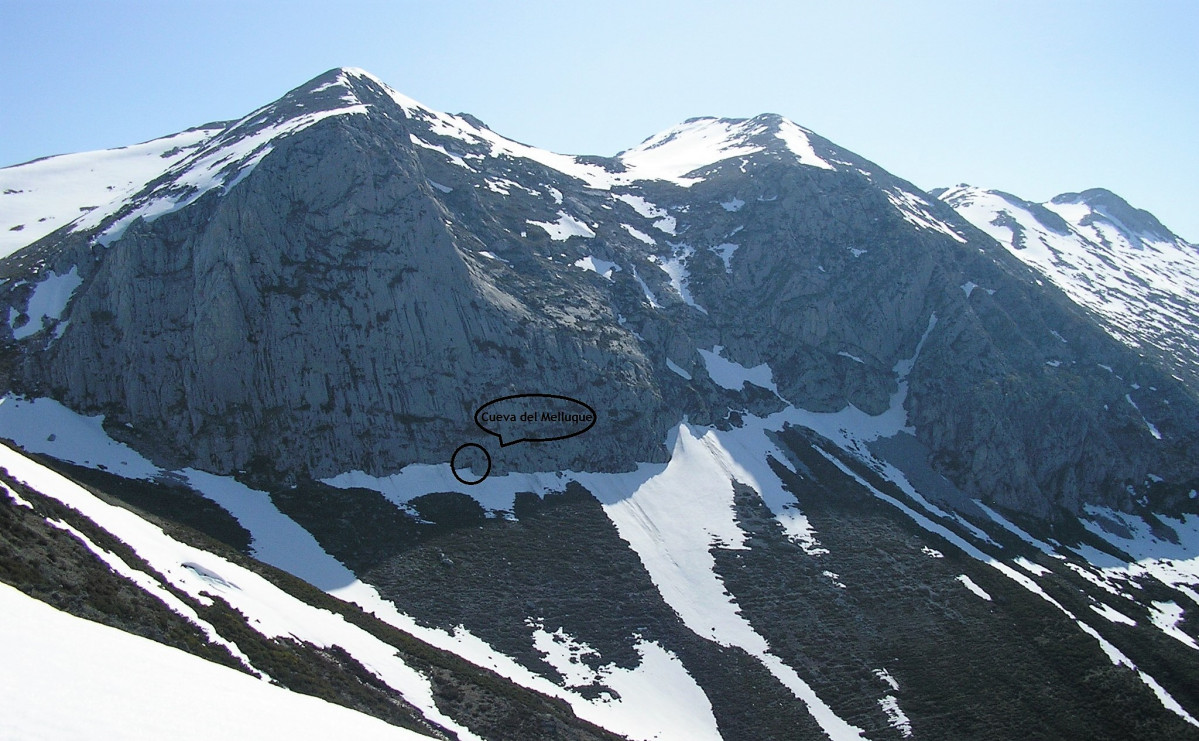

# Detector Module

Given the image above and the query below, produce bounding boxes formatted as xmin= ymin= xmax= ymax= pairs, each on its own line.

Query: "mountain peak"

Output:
xmin=617 ymin=112 xmax=835 ymax=185
xmin=1051 ymin=188 xmax=1181 ymax=245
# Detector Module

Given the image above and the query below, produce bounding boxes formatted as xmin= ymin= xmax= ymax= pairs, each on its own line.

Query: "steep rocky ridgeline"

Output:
xmin=3 ymin=68 xmax=1196 ymax=519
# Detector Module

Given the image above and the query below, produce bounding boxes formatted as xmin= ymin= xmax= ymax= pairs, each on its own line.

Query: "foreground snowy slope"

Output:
xmin=0 ymin=437 xmax=632 ymax=741
xmin=0 ymin=581 xmax=432 ymax=741
xmin=4 ymin=391 xmax=1199 ymax=739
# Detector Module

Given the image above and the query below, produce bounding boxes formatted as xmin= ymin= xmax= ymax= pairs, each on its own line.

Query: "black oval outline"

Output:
xmin=474 ymin=393 xmax=597 ymax=447
xmin=451 ymin=443 xmax=492 ymax=485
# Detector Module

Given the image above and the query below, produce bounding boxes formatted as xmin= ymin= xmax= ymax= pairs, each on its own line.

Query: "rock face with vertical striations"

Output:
xmin=2 ymin=67 xmax=1197 ymax=519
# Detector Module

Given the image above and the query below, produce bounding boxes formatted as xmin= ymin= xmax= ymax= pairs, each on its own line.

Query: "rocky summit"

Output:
xmin=2 ymin=68 xmax=1199 ymax=740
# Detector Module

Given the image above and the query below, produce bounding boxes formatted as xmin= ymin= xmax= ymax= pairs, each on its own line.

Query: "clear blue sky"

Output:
xmin=3 ymin=0 xmax=1197 ymax=240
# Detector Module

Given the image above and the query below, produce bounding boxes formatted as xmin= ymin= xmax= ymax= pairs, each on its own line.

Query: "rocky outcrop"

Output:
xmin=2 ymin=68 xmax=1197 ymax=519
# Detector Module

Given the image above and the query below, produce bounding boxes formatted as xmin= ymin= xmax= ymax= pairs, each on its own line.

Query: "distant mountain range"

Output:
xmin=2 ymin=68 xmax=1197 ymax=740
xmin=936 ymin=184 xmax=1199 ymax=391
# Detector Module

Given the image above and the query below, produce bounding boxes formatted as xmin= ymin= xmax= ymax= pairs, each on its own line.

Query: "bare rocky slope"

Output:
xmin=3 ymin=68 xmax=1196 ymax=519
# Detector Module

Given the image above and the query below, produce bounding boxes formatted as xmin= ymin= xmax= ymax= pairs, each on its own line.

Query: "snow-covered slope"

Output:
xmin=0 ymin=127 xmax=221 ymax=258
xmin=6 ymin=388 xmax=1199 ymax=737
xmin=0 ymin=440 xmax=486 ymax=740
xmin=937 ymin=185 xmax=1199 ymax=388
xmin=0 ymin=580 xmax=432 ymax=741
xmin=618 ymin=114 xmax=835 ymax=186
xmin=0 ymin=399 xmax=717 ymax=741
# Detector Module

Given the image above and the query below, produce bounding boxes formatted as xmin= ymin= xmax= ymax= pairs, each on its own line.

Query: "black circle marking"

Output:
xmin=451 ymin=443 xmax=492 ymax=485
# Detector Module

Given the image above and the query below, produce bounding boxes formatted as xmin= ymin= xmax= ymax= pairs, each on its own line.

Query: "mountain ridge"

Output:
xmin=937 ymin=183 xmax=1199 ymax=394
xmin=3 ymin=67 xmax=1197 ymax=517
xmin=2 ymin=66 xmax=1199 ymax=741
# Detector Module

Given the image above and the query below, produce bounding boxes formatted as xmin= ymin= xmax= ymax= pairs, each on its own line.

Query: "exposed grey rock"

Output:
xmin=2 ymin=68 xmax=1197 ymax=521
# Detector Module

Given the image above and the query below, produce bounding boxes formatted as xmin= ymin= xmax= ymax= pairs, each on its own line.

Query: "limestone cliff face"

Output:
xmin=11 ymin=78 xmax=666 ymax=479
xmin=2 ymin=68 xmax=1196 ymax=517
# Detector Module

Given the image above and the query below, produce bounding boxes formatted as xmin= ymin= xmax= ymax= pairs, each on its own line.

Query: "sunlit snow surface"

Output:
xmin=774 ymin=119 xmax=835 ymax=171
xmin=617 ymin=116 xmax=835 ymax=186
xmin=527 ymin=210 xmax=596 ymax=241
xmin=573 ymin=255 xmax=621 ymax=279
xmin=617 ymin=118 xmax=766 ymax=186
xmin=1079 ymin=505 xmax=1199 ymax=618
xmin=0 ymin=128 xmax=219 ymax=258
xmin=698 ymin=345 xmax=779 ymax=394
xmin=0 ymin=397 xmax=721 ymax=741
xmin=89 ymin=100 xmax=370 ymax=245
xmin=956 ymin=574 xmax=993 ymax=601
xmin=0 ymin=441 xmax=482 ymax=741
xmin=529 ymin=623 xmax=721 ymax=741
xmin=615 ymin=193 xmax=677 ymax=234
xmin=0 ymin=582 xmax=431 ymax=741
xmin=883 ymin=188 xmax=966 ymax=243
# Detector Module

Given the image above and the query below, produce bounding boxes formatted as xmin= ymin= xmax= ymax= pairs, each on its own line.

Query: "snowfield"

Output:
xmin=0 ymin=127 xmax=219 ymax=258
xmin=0 ymin=441 xmax=483 ymax=741
xmin=0 ymin=581 xmax=433 ymax=741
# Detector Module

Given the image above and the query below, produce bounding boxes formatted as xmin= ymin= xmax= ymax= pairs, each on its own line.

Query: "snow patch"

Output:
xmin=774 ymin=119 xmax=835 ymax=170
xmin=823 ymin=570 xmax=847 ymax=588
xmin=574 ymin=256 xmax=621 ymax=280
xmin=614 ymin=193 xmax=676 ymax=234
xmin=711 ymin=242 xmax=739 ymax=271
xmin=1091 ymin=603 xmax=1137 ymax=626
xmin=621 ymin=223 xmax=656 ymax=245
xmin=956 ymin=574 xmax=992 ymax=601
xmin=1125 ymin=394 xmax=1163 ymax=440
xmin=477 ymin=250 xmax=509 ymax=264
xmin=878 ymin=695 xmax=913 ymax=738
xmin=666 ymin=358 xmax=692 ymax=380
xmin=873 ymin=668 xmax=900 ymax=691
xmin=631 ymin=267 xmax=660 ymax=309
xmin=528 ymin=623 xmax=721 ymax=740
xmin=618 ymin=118 xmax=765 ymax=187
xmin=699 ymin=346 xmax=779 ymax=394
xmin=884 ymin=188 xmax=966 ymax=242
xmin=410 ymin=135 xmax=476 ymax=170
xmin=527 ymin=211 xmax=596 ymax=241
xmin=9 ymin=266 xmax=82 ymax=340
xmin=0 ymin=396 xmax=160 ymax=478
xmin=1014 ymin=556 xmax=1052 ymax=576
xmin=1148 ymin=602 xmax=1198 ymax=650
xmin=0 ymin=582 xmax=432 ymax=741
xmin=650 ymin=243 xmax=706 ymax=313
